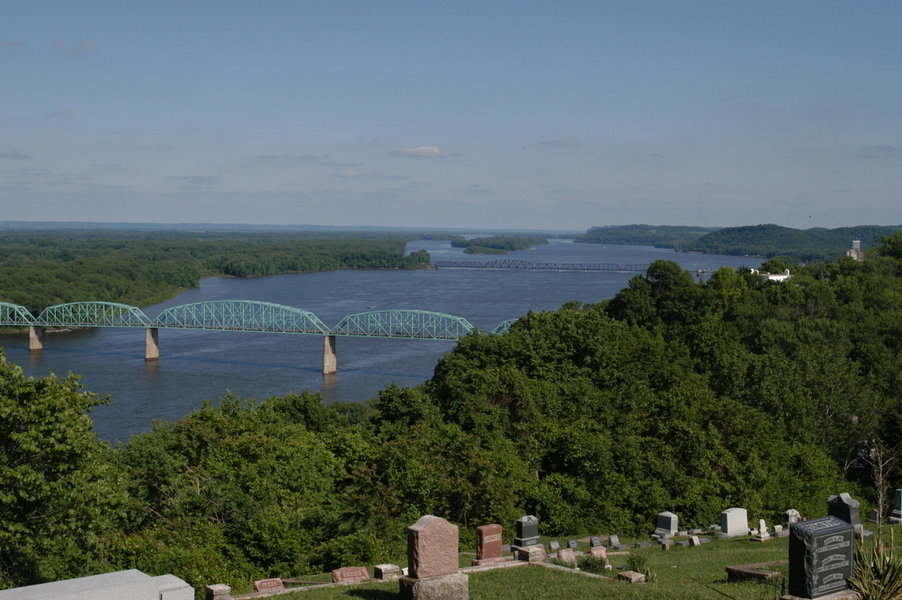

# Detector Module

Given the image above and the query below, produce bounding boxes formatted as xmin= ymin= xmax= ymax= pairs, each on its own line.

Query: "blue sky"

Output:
xmin=1 ymin=1 xmax=900 ymax=231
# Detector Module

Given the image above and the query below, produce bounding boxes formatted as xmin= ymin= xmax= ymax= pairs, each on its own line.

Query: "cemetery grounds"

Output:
xmin=243 ymin=532 xmax=800 ymax=600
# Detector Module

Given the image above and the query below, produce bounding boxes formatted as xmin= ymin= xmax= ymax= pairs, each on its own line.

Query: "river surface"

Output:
xmin=0 ymin=240 xmax=760 ymax=442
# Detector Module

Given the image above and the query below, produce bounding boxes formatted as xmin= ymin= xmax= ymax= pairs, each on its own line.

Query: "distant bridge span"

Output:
xmin=434 ymin=259 xmax=650 ymax=272
xmin=0 ymin=300 xmax=515 ymax=373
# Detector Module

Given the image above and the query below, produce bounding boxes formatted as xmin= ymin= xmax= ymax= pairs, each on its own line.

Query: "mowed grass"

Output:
xmin=274 ymin=535 xmax=792 ymax=600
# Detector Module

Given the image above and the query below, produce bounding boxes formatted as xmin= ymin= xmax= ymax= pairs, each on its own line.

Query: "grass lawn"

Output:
xmin=271 ymin=535 xmax=792 ymax=599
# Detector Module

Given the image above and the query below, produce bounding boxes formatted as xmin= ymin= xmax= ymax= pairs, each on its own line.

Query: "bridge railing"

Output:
xmin=2 ymin=299 xmax=520 ymax=340
xmin=0 ymin=302 xmax=36 ymax=327
xmin=152 ymin=300 xmax=329 ymax=334
xmin=330 ymin=310 xmax=474 ymax=340
xmin=433 ymin=260 xmax=648 ymax=272
xmin=36 ymin=302 xmax=151 ymax=328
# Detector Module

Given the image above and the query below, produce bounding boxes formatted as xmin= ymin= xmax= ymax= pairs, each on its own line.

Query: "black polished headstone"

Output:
xmin=514 ymin=515 xmax=540 ymax=547
xmin=789 ymin=516 xmax=853 ymax=599
xmin=827 ymin=492 xmax=861 ymax=527
xmin=890 ymin=489 xmax=902 ymax=524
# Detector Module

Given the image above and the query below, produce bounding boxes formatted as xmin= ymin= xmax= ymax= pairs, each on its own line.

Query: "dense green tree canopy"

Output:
xmin=0 ymin=231 xmax=430 ymax=315
xmin=3 ymin=233 xmax=902 ymax=596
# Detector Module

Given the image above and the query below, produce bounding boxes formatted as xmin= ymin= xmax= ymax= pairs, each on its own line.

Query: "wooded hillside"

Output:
xmin=3 ymin=231 xmax=902 ymax=595
xmin=0 ymin=231 xmax=430 ymax=314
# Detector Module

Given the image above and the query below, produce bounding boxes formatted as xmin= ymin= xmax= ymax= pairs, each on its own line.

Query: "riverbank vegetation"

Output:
xmin=575 ymin=224 xmax=717 ymax=247
xmin=3 ymin=231 xmax=902 ymax=595
xmin=676 ymin=223 xmax=900 ymax=261
xmin=0 ymin=231 xmax=430 ymax=315
xmin=451 ymin=236 xmax=548 ymax=254
xmin=576 ymin=223 xmax=901 ymax=262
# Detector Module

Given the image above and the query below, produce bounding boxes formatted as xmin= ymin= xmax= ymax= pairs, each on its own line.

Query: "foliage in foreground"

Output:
xmin=850 ymin=533 xmax=902 ymax=600
xmin=2 ymin=232 xmax=902 ymax=595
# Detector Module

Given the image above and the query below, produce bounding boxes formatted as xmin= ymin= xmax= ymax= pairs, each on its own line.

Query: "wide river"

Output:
xmin=1 ymin=240 xmax=759 ymax=442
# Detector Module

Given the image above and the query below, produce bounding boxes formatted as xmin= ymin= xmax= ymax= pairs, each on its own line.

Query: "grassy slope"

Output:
xmin=273 ymin=534 xmax=795 ymax=600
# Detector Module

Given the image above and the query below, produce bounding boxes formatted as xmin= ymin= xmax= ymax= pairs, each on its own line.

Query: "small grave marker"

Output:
xmin=253 ymin=578 xmax=285 ymax=593
xmin=590 ymin=536 xmax=602 ymax=548
xmin=618 ymin=571 xmax=646 ymax=584
xmin=331 ymin=567 xmax=370 ymax=584
xmin=590 ymin=546 xmax=608 ymax=561
xmin=556 ymin=548 xmax=577 ymax=566
xmin=374 ymin=564 xmax=401 ymax=581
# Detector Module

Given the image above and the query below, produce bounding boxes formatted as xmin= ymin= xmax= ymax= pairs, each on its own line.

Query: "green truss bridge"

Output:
xmin=0 ymin=300 xmax=518 ymax=373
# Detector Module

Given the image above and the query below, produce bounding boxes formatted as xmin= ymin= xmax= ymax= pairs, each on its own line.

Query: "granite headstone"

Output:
xmin=514 ymin=515 xmax=540 ymax=547
xmin=407 ymin=515 xmax=459 ymax=579
xmin=476 ymin=524 xmax=503 ymax=561
xmin=788 ymin=515 xmax=853 ymax=599
xmin=890 ymin=489 xmax=902 ymax=524
xmin=654 ymin=511 xmax=678 ymax=537
xmin=719 ymin=507 xmax=749 ymax=537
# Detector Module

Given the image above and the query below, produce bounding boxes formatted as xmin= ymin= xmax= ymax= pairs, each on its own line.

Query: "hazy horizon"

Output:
xmin=2 ymin=1 xmax=900 ymax=230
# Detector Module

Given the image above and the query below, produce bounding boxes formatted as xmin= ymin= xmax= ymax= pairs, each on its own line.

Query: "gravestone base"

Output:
xmin=399 ymin=572 xmax=469 ymax=600
xmin=779 ymin=591 xmax=861 ymax=600
xmin=374 ymin=564 xmax=402 ymax=581
xmin=513 ymin=545 xmax=547 ymax=562
xmin=471 ymin=556 xmax=511 ymax=567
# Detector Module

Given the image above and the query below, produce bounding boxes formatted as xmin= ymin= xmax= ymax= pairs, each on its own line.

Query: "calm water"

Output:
xmin=0 ymin=241 xmax=759 ymax=441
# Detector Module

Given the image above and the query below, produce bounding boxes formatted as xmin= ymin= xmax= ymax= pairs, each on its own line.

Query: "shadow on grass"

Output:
xmin=347 ymin=589 xmax=397 ymax=600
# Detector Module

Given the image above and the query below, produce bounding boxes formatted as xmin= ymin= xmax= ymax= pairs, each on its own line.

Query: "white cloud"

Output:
xmin=390 ymin=145 xmax=443 ymax=158
xmin=72 ymin=40 xmax=97 ymax=55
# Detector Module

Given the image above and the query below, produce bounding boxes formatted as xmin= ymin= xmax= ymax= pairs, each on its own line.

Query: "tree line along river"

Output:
xmin=0 ymin=239 xmax=760 ymax=442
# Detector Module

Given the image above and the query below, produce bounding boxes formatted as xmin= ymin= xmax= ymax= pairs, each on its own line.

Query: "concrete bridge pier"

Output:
xmin=145 ymin=328 xmax=160 ymax=361
xmin=323 ymin=335 xmax=337 ymax=374
xmin=28 ymin=326 xmax=43 ymax=352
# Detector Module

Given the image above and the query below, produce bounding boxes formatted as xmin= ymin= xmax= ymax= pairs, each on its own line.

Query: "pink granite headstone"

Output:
xmin=557 ymin=547 xmax=577 ymax=566
xmin=253 ymin=578 xmax=285 ymax=593
xmin=407 ymin=515 xmax=459 ymax=579
xmin=331 ymin=567 xmax=370 ymax=583
xmin=476 ymin=524 xmax=503 ymax=560
xmin=590 ymin=546 xmax=608 ymax=561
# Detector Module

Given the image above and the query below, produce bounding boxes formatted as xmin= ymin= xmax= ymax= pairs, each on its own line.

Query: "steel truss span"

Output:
xmin=433 ymin=260 xmax=648 ymax=272
xmin=0 ymin=302 xmax=36 ymax=327
xmin=331 ymin=310 xmax=474 ymax=340
xmin=0 ymin=300 xmax=514 ymax=339
xmin=153 ymin=300 xmax=329 ymax=334
xmin=491 ymin=319 xmax=517 ymax=335
xmin=37 ymin=302 xmax=151 ymax=328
